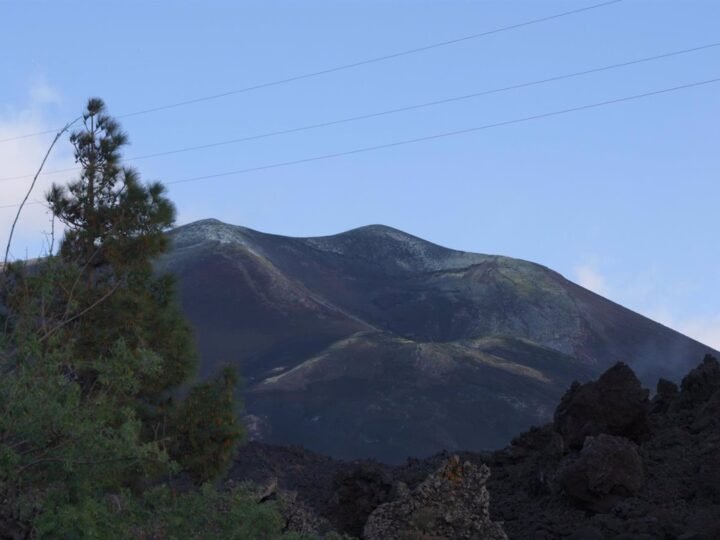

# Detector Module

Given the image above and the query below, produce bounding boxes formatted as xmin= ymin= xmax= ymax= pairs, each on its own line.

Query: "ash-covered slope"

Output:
xmin=158 ymin=219 xmax=716 ymax=462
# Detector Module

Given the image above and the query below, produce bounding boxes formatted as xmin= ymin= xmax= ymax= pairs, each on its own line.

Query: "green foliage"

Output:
xmin=47 ymin=97 xmax=175 ymax=274
xmin=128 ymin=484 xmax=286 ymax=539
xmin=32 ymin=484 xmax=292 ymax=540
xmin=0 ymin=99 xmax=260 ymax=537
xmin=171 ymin=367 xmax=245 ymax=483
xmin=0 ymin=290 xmax=172 ymax=536
xmin=45 ymin=97 xmax=196 ymax=399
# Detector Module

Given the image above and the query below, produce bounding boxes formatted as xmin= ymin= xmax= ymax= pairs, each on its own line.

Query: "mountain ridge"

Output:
xmin=158 ymin=218 xmax=716 ymax=462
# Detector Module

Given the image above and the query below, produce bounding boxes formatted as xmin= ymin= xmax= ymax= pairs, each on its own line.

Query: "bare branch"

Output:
xmin=15 ymin=453 xmax=162 ymax=477
xmin=38 ymin=280 xmax=122 ymax=344
xmin=2 ymin=117 xmax=80 ymax=276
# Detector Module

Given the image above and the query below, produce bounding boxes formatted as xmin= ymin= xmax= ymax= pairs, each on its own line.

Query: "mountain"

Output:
xmin=158 ymin=219 xmax=716 ymax=463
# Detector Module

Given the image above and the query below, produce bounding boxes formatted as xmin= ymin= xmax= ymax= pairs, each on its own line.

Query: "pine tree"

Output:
xmin=44 ymin=98 xmax=246 ymax=477
xmin=47 ymin=97 xmax=174 ymax=277
xmin=0 ymin=98 xmax=269 ymax=536
xmin=172 ymin=367 xmax=244 ymax=483
xmin=46 ymin=98 xmax=196 ymax=398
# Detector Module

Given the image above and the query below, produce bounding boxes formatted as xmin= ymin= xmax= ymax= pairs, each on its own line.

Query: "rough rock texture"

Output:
xmin=556 ymin=434 xmax=644 ymax=511
xmin=678 ymin=354 xmax=720 ymax=405
xmin=225 ymin=355 xmax=720 ymax=539
xmin=553 ymin=362 xmax=650 ymax=449
xmin=363 ymin=456 xmax=507 ymax=540
xmin=652 ymin=378 xmax=678 ymax=413
xmin=484 ymin=355 xmax=720 ymax=539
xmin=326 ymin=463 xmax=393 ymax=538
xmin=230 ymin=475 xmax=339 ymax=538
xmin=272 ymin=490 xmax=335 ymax=536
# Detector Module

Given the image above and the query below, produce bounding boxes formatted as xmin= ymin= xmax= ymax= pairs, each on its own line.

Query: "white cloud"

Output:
xmin=0 ymin=86 xmax=74 ymax=262
xmin=29 ymin=78 xmax=62 ymax=106
xmin=680 ymin=316 xmax=720 ymax=351
xmin=648 ymin=308 xmax=720 ymax=351
xmin=573 ymin=261 xmax=720 ymax=351
xmin=574 ymin=263 xmax=609 ymax=297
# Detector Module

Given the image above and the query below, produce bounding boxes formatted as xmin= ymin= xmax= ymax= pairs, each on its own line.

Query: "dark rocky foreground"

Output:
xmin=228 ymin=355 xmax=720 ymax=539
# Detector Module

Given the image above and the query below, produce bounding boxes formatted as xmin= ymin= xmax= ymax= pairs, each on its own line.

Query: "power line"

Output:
xmin=0 ymin=0 xmax=621 ymax=144
xmin=161 ymin=77 xmax=720 ymax=186
xmin=0 ymin=201 xmax=41 ymax=210
xmin=3 ymin=76 xmax=716 ymax=212
xmin=2 ymin=40 xmax=717 ymax=185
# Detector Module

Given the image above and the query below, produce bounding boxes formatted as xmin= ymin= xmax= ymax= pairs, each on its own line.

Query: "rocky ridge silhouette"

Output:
xmin=228 ymin=355 xmax=720 ymax=539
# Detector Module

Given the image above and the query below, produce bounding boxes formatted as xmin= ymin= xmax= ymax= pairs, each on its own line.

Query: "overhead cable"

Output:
xmin=3 ymin=40 xmax=716 ymax=184
xmin=0 ymin=0 xmax=621 ymax=144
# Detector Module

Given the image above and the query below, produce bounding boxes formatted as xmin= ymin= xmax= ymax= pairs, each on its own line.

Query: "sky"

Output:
xmin=1 ymin=0 xmax=719 ymax=349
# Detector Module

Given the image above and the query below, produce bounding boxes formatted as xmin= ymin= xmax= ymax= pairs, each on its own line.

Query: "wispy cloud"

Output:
xmin=573 ymin=261 xmax=720 ymax=351
xmin=0 ymin=84 xmax=74 ymax=261
xmin=29 ymin=78 xmax=62 ymax=106
xmin=574 ymin=263 xmax=609 ymax=297
xmin=648 ymin=308 xmax=720 ymax=351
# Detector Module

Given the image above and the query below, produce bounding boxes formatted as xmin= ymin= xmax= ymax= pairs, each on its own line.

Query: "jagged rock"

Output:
xmin=223 ymin=357 xmax=720 ymax=539
xmin=567 ymin=526 xmax=604 ymax=540
xmin=509 ymin=425 xmax=565 ymax=458
xmin=656 ymin=378 xmax=678 ymax=399
xmin=327 ymin=463 xmax=393 ymax=538
xmin=691 ymin=389 xmax=720 ymax=433
xmin=679 ymin=354 xmax=720 ymax=406
xmin=363 ymin=456 xmax=507 ymax=540
xmin=242 ymin=476 xmax=335 ymax=536
xmin=274 ymin=490 xmax=336 ymax=536
xmin=697 ymin=448 xmax=720 ymax=502
xmin=652 ymin=378 xmax=679 ymax=413
xmin=557 ymin=434 xmax=644 ymax=512
xmin=683 ymin=506 xmax=720 ymax=540
xmin=554 ymin=362 xmax=650 ymax=449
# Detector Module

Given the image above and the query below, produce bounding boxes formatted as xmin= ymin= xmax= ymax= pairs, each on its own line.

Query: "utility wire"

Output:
xmin=2 ymin=40 xmax=716 ymax=185
xmin=0 ymin=0 xmax=621 ymax=144
xmin=0 ymin=201 xmax=40 ymax=210
xmin=161 ymin=77 xmax=720 ymax=186
xmin=2 ymin=76 xmax=716 ymax=212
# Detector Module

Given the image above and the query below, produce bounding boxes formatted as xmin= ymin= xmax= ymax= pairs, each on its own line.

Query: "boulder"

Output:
xmin=651 ymin=378 xmax=679 ymax=413
xmin=326 ymin=462 xmax=393 ymax=538
xmin=557 ymin=434 xmax=644 ymax=512
xmin=364 ymin=456 xmax=507 ymax=540
xmin=242 ymin=476 xmax=334 ymax=536
xmin=679 ymin=354 xmax=720 ymax=407
xmin=554 ymin=362 xmax=650 ymax=449
xmin=697 ymin=447 xmax=720 ymax=502
xmin=567 ymin=526 xmax=604 ymax=540
xmin=691 ymin=389 xmax=720 ymax=433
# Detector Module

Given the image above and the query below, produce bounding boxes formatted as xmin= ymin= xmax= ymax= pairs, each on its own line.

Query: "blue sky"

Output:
xmin=1 ymin=0 xmax=719 ymax=348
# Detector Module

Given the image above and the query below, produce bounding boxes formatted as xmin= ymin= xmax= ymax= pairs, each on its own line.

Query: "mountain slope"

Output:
xmin=158 ymin=219 xmax=716 ymax=462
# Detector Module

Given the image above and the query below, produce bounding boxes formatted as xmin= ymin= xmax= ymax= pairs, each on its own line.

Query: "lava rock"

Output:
xmin=652 ymin=378 xmax=679 ymax=413
xmin=327 ymin=462 xmax=393 ymax=538
xmin=554 ymin=362 xmax=650 ymax=449
xmin=679 ymin=354 xmax=720 ymax=406
xmin=690 ymin=389 xmax=720 ymax=434
xmin=557 ymin=434 xmax=644 ymax=512
xmin=244 ymin=477 xmax=335 ymax=536
xmin=697 ymin=448 xmax=720 ymax=502
xmin=657 ymin=378 xmax=679 ymax=399
xmin=364 ymin=455 xmax=508 ymax=540
xmin=567 ymin=526 xmax=604 ymax=540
